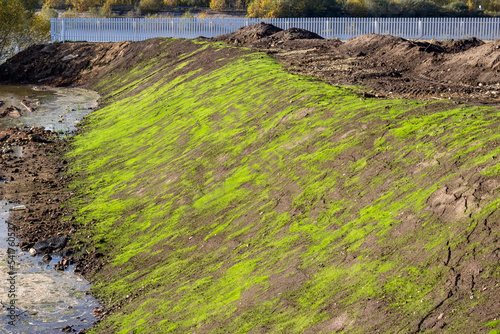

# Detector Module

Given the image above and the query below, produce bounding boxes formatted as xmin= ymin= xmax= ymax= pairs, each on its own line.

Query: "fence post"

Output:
xmin=374 ymin=20 xmax=379 ymax=34
xmin=418 ymin=19 xmax=423 ymax=38
xmin=97 ymin=19 xmax=101 ymax=42
xmin=61 ymin=19 xmax=65 ymax=42
xmin=133 ymin=20 xmax=137 ymax=41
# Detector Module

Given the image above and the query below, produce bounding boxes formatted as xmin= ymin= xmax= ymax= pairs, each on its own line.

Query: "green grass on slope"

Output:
xmin=68 ymin=39 xmax=500 ymax=333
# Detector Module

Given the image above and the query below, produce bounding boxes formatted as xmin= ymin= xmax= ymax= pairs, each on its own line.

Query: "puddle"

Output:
xmin=0 ymin=85 xmax=102 ymax=333
xmin=0 ymin=85 xmax=99 ymax=132
xmin=0 ymin=201 xmax=100 ymax=333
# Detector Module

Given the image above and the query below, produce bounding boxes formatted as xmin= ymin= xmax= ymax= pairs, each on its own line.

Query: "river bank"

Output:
xmin=0 ymin=26 xmax=499 ymax=333
xmin=0 ymin=86 xmax=103 ymax=333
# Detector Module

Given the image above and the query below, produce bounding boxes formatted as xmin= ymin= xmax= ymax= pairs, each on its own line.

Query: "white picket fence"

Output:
xmin=51 ymin=17 xmax=500 ymax=42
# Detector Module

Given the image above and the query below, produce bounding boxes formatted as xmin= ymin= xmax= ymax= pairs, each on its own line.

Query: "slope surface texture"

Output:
xmin=62 ymin=38 xmax=500 ymax=333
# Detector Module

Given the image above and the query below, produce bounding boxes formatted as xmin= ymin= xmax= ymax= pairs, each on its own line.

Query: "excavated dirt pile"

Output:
xmin=0 ymin=24 xmax=499 ymax=333
xmin=213 ymin=23 xmax=500 ymax=102
xmin=1 ymin=23 xmax=500 ymax=102
xmin=211 ymin=22 xmax=284 ymax=46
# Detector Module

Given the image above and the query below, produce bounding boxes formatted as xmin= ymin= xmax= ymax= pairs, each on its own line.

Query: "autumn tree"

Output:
xmin=210 ymin=0 xmax=226 ymax=10
xmin=66 ymin=0 xmax=96 ymax=11
xmin=0 ymin=0 xmax=50 ymax=63
xmin=163 ymin=0 xmax=177 ymax=8
xmin=43 ymin=0 xmax=66 ymax=7
xmin=247 ymin=0 xmax=282 ymax=17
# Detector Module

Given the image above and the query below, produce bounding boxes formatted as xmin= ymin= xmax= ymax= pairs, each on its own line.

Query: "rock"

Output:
xmin=5 ymin=106 xmax=21 ymax=118
xmin=54 ymin=260 xmax=64 ymax=271
xmin=61 ymin=325 xmax=75 ymax=333
xmin=28 ymin=134 xmax=43 ymax=142
xmin=61 ymin=54 xmax=78 ymax=61
xmin=29 ymin=248 xmax=37 ymax=256
xmin=42 ymin=254 xmax=52 ymax=263
xmin=33 ymin=235 xmax=69 ymax=254
xmin=54 ymin=257 xmax=71 ymax=271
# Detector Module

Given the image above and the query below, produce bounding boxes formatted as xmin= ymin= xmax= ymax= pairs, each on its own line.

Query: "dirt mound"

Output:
xmin=440 ymin=37 xmax=485 ymax=53
xmin=268 ymin=32 xmax=500 ymax=102
xmin=340 ymin=33 xmax=407 ymax=56
xmin=0 ymin=41 xmax=132 ymax=86
xmin=212 ymin=22 xmax=283 ymax=46
xmin=277 ymin=27 xmax=323 ymax=40
xmin=1 ymin=23 xmax=499 ymax=102
xmin=251 ymin=27 xmax=323 ymax=48
xmin=214 ymin=24 xmax=324 ymax=48
xmin=437 ymin=39 xmax=500 ymax=85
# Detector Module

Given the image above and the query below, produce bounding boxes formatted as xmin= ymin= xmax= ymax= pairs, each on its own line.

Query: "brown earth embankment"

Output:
xmin=2 ymin=24 xmax=500 ymax=103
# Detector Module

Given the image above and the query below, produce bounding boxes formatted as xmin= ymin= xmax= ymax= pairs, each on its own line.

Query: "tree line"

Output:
xmin=247 ymin=0 xmax=498 ymax=17
xmin=39 ymin=0 xmax=500 ymax=17
xmin=0 ymin=0 xmax=50 ymax=62
xmin=0 ymin=0 xmax=498 ymax=62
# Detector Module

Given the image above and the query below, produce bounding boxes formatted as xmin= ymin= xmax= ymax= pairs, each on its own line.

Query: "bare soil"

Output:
xmin=0 ymin=128 xmax=105 ymax=275
xmin=212 ymin=23 xmax=500 ymax=103
xmin=0 ymin=24 xmax=499 ymax=332
xmin=1 ymin=24 xmax=499 ymax=103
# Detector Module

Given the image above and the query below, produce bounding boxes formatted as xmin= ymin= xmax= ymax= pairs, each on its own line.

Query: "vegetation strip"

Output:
xmin=57 ymin=39 xmax=500 ymax=333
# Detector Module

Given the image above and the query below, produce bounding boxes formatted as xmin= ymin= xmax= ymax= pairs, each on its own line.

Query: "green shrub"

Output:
xmin=40 ymin=3 xmax=59 ymax=19
xmin=138 ymin=0 xmax=162 ymax=13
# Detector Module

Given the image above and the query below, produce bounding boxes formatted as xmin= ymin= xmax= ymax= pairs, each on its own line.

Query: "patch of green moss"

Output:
xmin=69 ymin=39 xmax=500 ymax=333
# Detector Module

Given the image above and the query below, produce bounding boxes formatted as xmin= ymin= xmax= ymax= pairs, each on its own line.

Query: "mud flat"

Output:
xmin=0 ymin=86 xmax=101 ymax=333
xmin=1 ymin=201 xmax=99 ymax=334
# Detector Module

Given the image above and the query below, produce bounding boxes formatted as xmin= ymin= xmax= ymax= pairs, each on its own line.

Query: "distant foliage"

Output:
xmin=61 ymin=7 xmax=80 ymax=16
xmin=125 ymin=6 xmax=141 ymax=17
xmin=247 ymin=0 xmax=280 ymax=17
xmin=40 ymin=3 xmax=59 ymax=18
xmin=0 ymin=0 xmax=50 ymax=63
xmin=66 ymin=0 xmax=96 ymax=11
xmin=246 ymin=0 xmax=496 ymax=17
xmin=138 ymin=0 xmax=162 ymax=12
xmin=397 ymin=0 xmax=440 ymax=17
xmin=345 ymin=0 xmax=368 ymax=16
xmin=209 ymin=0 xmax=225 ymax=11
xmin=442 ymin=1 xmax=471 ymax=15
xmin=197 ymin=10 xmax=210 ymax=17
xmin=181 ymin=9 xmax=194 ymax=17
xmin=102 ymin=0 xmax=114 ymax=16
xmin=163 ymin=0 xmax=177 ymax=8
xmin=91 ymin=0 xmax=498 ymax=16
xmin=43 ymin=0 xmax=66 ymax=8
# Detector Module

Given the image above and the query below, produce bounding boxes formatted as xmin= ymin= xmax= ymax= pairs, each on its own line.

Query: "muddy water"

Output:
xmin=0 ymin=202 xmax=100 ymax=333
xmin=0 ymin=86 xmax=101 ymax=333
xmin=0 ymin=85 xmax=99 ymax=132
